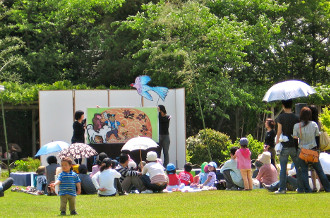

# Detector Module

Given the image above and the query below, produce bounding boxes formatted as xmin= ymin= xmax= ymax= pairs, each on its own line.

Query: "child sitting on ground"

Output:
xmin=179 ymin=162 xmax=194 ymax=186
xmin=234 ymin=138 xmax=253 ymax=190
xmin=201 ymin=162 xmax=217 ymax=188
xmin=141 ymin=151 xmax=168 ymax=193
xmin=50 ymin=157 xmax=81 ymax=216
xmin=35 ymin=166 xmax=47 ymax=193
xmin=166 ymin=163 xmax=184 ymax=191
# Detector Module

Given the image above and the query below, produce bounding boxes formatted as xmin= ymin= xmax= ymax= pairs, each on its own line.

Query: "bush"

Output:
xmin=230 ymin=134 xmax=264 ymax=160
xmin=14 ymin=158 xmax=40 ymax=172
xmin=186 ymin=128 xmax=233 ymax=165
xmin=320 ymin=106 xmax=330 ymax=135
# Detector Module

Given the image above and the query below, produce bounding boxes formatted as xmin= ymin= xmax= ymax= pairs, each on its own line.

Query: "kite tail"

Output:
xmin=152 ymin=86 xmax=168 ymax=101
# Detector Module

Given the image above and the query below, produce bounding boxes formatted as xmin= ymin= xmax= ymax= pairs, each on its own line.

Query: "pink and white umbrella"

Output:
xmin=58 ymin=143 xmax=98 ymax=159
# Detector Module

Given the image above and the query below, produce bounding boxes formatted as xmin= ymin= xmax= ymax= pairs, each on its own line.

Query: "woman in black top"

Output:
xmin=158 ymin=105 xmax=171 ymax=167
xmin=71 ymin=110 xmax=86 ymax=144
xmin=264 ymin=118 xmax=276 ymax=167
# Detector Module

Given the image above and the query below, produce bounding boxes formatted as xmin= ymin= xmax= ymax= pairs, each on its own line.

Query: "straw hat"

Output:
xmin=257 ymin=152 xmax=271 ymax=165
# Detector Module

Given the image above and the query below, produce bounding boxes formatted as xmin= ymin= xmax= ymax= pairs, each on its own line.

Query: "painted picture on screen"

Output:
xmin=86 ymin=107 xmax=158 ymax=144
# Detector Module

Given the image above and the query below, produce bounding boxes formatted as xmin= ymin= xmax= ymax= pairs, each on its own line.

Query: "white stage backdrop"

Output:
xmin=39 ymin=89 xmax=186 ymax=168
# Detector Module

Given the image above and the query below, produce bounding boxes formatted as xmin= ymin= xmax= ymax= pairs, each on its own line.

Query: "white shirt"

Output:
xmin=319 ymin=152 xmax=330 ymax=175
xmin=293 ymin=121 xmax=320 ymax=149
xmin=142 ymin=162 xmax=165 ymax=179
xmin=92 ymin=168 xmax=121 ymax=196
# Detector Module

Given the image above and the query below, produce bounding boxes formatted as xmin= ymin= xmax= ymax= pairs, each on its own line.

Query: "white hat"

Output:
xmin=146 ymin=151 xmax=157 ymax=162
xmin=257 ymin=152 xmax=271 ymax=165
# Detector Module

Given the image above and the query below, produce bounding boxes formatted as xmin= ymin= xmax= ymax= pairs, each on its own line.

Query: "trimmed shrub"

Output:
xmin=186 ymin=128 xmax=232 ymax=165
xmin=14 ymin=157 xmax=40 ymax=172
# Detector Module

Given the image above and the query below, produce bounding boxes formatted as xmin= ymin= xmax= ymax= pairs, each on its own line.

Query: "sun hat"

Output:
xmin=166 ymin=163 xmax=176 ymax=172
xmin=240 ymin=137 xmax=249 ymax=146
xmin=208 ymin=161 xmax=217 ymax=168
xmin=146 ymin=151 xmax=158 ymax=162
xmin=200 ymin=162 xmax=208 ymax=173
xmin=128 ymin=160 xmax=137 ymax=170
xmin=257 ymin=152 xmax=271 ymax=165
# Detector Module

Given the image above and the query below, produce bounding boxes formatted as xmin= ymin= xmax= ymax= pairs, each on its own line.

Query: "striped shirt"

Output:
xmin=58 ymin=171 xmax=81 ymax=196
xmin=116 ymin=164 xmax=139 ymax=183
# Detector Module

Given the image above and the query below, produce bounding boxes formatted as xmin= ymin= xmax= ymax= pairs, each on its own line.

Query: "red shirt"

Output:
xmin=179 ymin=171 xmax=193 ymax=185
xmin=168 ymin=174 xmax=180 ymax=186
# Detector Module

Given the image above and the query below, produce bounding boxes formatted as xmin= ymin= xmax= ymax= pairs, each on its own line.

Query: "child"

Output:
xmin=234 ymin=138 xmax=253 ymax=190
xmin=179 ymin=162 xmax=194 ymax=186
xmin=202 ymin=162 xmax=217 ymax=187
xmin=141 ymin=151 xmax=168 ymax=193
xmin=197 ymin=162 xmax=209 ymax=184
xmin=90 ymin=152 xmax=108 ymax=178
xmin=166 ymin=163 xmax=184 ymax=191
xmin=92 ymin=158 xmax=122 ymax=197
xmin=35 ymin=166 xmax=47 ymax=193
xmin=50 ymin=157 xmax=81 ymax=216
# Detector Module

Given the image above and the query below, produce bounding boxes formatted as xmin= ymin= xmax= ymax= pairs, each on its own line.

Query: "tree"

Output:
xmin=0 ymin=1 xmax=29 ymax=82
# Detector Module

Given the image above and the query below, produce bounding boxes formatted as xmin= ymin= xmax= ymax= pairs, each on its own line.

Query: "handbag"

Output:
xmin=299 ymin=148 xmax=319 ymax=163
xmin=298 ymin=123 xmax=319 ymax=163
xmin=320 ymin=131 xmax=330 ymax=151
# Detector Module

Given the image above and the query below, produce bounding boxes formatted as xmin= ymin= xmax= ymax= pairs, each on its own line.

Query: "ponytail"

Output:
xmin=100 ymin=158 xmax=111 ymax=172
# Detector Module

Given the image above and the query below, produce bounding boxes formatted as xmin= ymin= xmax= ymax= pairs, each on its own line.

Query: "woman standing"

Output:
xmin=293 ymin=107 xmax=330 ymax=193
xmin=158 ymin=105 xmax=171 ymax=167
xmin=264 ymin=119 xmax=276 ymax=167
xmin=71 ymin=110 xmax=86 ymax=144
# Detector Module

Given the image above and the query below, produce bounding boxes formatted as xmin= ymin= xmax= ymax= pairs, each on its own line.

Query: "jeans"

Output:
xmin=0 ymin=177 xmax=14 ymax=196
xmin=267 ymin=176 xmax=297 ymax=192
xmin=279 ymin=147 xmax=302 ymax=192
xmin=298 ymin=153 xmax=330 ymax=192
xmin=159 ymin=135 xmax=170 ymax=167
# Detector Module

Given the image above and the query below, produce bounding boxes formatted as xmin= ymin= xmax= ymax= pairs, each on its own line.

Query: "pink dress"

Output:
xmin=235 ymin=148 xmax=251 ymax=169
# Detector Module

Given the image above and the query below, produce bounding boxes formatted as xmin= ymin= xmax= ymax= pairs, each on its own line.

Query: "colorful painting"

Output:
xmin=86 ymin=107 xmax=158 ymax=144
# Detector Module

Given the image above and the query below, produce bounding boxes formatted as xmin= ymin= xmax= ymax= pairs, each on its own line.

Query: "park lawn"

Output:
xmin=1 ymin=189 xmax=329 ymax=217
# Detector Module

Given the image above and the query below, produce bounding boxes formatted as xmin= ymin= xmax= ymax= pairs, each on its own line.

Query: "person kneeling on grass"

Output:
xmin=50 ymin=157 xmax=81 ymax=216
xmin=92 ymin=158 xmax=121 ymax=197
xmin=141 ymin=151 xmax=168 ymax=193
xmin=220 ymin=147 xmax=244 ymax=190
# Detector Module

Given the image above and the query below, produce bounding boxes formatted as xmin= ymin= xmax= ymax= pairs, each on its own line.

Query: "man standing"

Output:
xmin=275 ymin=100 xmax=300 ymax=194
xmin=158 ymin=105 xmax=171 ymax=167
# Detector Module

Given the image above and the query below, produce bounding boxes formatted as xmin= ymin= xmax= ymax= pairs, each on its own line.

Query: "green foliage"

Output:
xmin=231 ymin=134 xmax=264 ymax=160
xmin=14 ymin=157 xmax=40 ymax=172
xmin=319 ymin=106 xmax=330 ymax=135
xmin=0 ymin=2 xmax=30 ymax=82
xmin=186 ymin=128 xmax=232 ymax=165
xmin=0 ymin=80 xmax=122 ymax=105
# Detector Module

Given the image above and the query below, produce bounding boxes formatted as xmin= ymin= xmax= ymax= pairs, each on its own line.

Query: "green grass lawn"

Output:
xmin=1 ymin=189 xmax=329 ymax=217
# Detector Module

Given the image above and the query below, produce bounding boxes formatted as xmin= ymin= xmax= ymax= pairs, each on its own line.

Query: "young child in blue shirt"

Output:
xmin=51 ymin=157 xmax=81 ymax=216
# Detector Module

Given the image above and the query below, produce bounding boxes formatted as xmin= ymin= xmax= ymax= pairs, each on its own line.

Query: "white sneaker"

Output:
xmin=141 ymin=190 xmax=153 ymax=194
xmin=274 ymin=190 xmax=286 ymax=194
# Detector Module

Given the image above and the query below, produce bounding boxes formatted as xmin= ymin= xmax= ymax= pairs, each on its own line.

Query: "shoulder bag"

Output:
xmin=298 ymin=123 xmax=319 ymax=163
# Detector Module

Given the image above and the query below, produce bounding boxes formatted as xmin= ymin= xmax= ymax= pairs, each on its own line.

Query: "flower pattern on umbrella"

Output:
xmin=58 ymin=143 xmax=98 ymax=159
